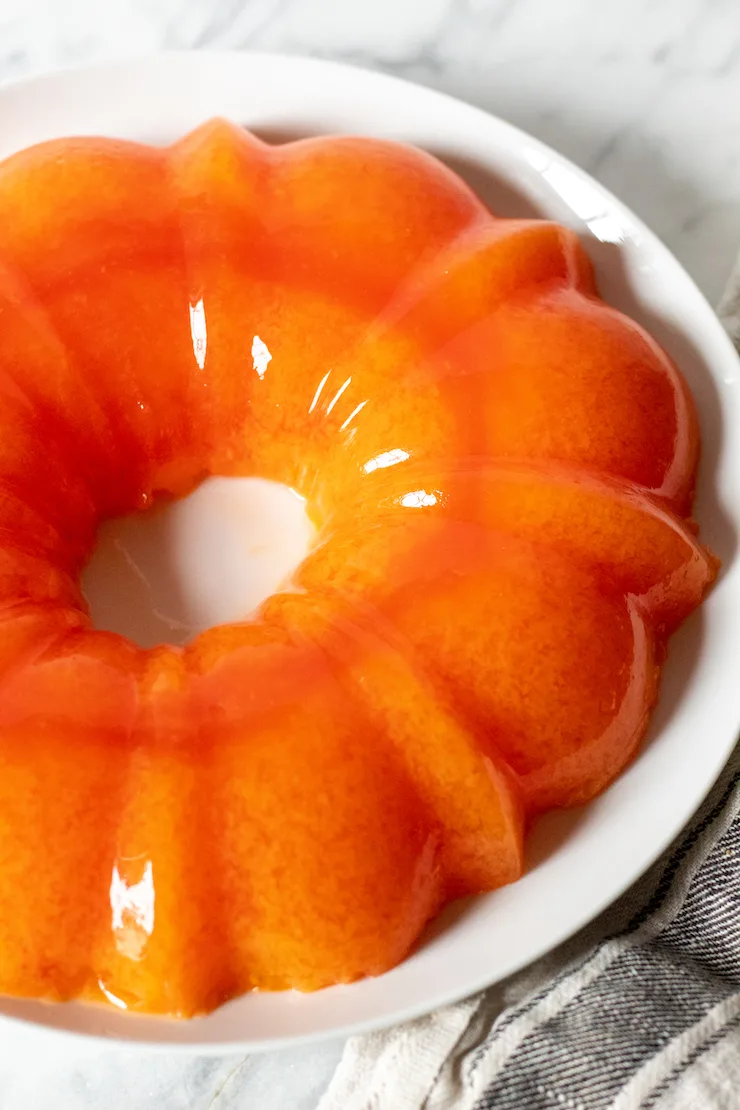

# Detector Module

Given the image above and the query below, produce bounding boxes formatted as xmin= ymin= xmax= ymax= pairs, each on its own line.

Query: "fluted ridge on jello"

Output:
xmin=0 ymin=119 xmax=716 ymax=1016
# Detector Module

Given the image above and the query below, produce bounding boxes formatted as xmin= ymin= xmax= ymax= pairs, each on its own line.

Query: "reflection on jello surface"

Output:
xmin=0 ymin=117 xmax=716 ymax=1018
xmin=109 ymin=859 xmax=155 ymax=962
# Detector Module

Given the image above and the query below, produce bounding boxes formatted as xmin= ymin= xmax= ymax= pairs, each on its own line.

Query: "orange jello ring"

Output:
xmin=0 ymin=120 xmax=716 ymax=1016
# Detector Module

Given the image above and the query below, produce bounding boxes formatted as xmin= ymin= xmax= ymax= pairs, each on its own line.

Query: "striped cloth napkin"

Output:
xmin=317 ymin=280 xmax=740 ymax=1110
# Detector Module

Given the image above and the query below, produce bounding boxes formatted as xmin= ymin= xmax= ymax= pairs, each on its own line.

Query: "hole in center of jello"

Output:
xmin=81 ymin=477 xmax=315 ymax=649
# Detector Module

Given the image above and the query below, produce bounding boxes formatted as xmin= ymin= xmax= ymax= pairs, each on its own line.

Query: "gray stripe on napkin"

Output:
xmin=320 ymin=294 xmax=740 ymax=1110
xmin=469 ymin=750 xmax=740 ymax=1110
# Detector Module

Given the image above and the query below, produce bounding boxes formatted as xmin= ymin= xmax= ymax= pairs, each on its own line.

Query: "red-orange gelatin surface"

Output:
xmin=0 ymin=119 xmax=717 ymax=1016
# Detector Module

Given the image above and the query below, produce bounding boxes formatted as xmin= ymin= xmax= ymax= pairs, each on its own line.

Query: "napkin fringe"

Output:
xmin=319 ymin=289 xmax=740 ymax=1110
xmin=319 ymin=743 xmax=740 ymax=1110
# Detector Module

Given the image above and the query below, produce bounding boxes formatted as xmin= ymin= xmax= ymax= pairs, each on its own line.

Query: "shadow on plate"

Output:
xmin=417 ymin=805 xmax=590 ymax=953
xmin=252 ymin=117 xmax=735 ymax=934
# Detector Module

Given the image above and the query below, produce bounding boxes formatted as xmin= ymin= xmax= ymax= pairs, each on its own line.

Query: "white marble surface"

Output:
xmin=0 ymin=0 xmax=739 ymax=1105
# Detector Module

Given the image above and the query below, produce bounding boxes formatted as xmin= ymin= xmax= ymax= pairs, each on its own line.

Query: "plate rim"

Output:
xmin=0 ymin=49 xmax=737 ymax=1052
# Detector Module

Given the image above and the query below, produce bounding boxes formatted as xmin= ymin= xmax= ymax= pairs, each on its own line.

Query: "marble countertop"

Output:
xmin=0 ymin=0 xmax=739 ymax=1105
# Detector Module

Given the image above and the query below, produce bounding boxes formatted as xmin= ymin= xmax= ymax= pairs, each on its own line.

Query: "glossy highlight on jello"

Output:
xmin=0 ymin=119 xmax=717 ymax=1017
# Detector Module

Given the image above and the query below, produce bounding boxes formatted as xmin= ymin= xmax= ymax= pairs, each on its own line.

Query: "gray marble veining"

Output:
xmin=3 ymin=0 xmax=740 ymax=305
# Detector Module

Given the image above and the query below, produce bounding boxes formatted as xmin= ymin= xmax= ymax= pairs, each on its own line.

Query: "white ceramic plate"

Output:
xmin=0 ymin=52 xmax=738 ymax=1051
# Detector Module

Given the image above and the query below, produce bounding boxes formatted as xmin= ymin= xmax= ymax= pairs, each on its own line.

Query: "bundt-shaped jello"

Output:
xmin=0 ymin=120 xmax=716 ymax=1017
